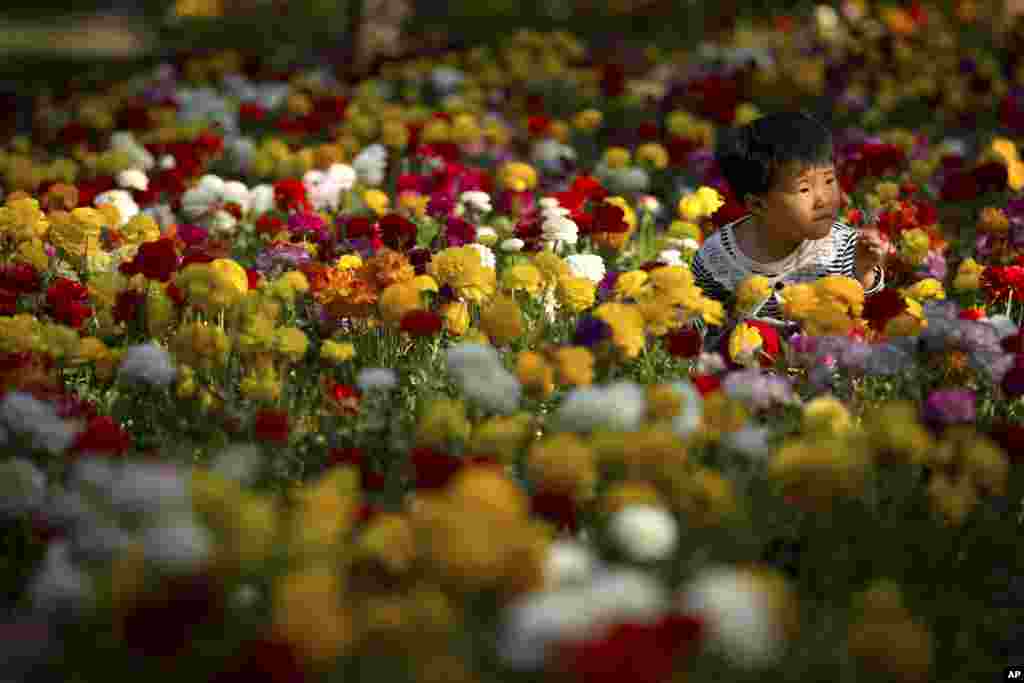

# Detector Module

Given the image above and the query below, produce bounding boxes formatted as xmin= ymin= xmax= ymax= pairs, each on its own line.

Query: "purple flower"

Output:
xmin=1002 ymin=362 xmax=1024 ymax=397
xmin=254 ymin=243 xmax=311 ymax=272
xmin=427 ymin=194 xmax=455 ymax=219
xmin=177 ymin=224 xmax=208 ymax=247
xmin=408 ymin=247 xmax=432 ymax=275
xmin=573 ymin=315 xmax=612 ymax=348
xmin=923 ymin=388 xmax=976 ymax=427
xmin=597 ymin=271 xmax=619 ymax=300
xmin=924 ymin=250 xmax=947 ymax=281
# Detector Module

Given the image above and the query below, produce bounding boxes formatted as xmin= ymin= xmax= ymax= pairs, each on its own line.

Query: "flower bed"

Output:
xmin=1 ymin=4 xmax=1024 ymax=681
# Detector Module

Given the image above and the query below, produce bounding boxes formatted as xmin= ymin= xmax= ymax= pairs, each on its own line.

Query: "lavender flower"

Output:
xmin=722 ymin=369 xmax=798 ymax=411
xmin=254 ymin=243 xmax=312 ymax=273
xmin=923 ymin=389 xmax=976 ymax=427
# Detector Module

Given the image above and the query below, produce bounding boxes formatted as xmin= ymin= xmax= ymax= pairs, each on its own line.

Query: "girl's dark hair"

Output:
xmin=714 ymin=111 xmax=834 ymax=202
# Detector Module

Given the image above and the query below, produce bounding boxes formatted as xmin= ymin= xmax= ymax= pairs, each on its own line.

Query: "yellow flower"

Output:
xmin=603 ymin=147 xmax=631 ymax=169
xmin=573 ymin=108 xmax=603 ymax=132
xmin=468 ymin=413 xmax=535 ymax=463
xmin=951 ymin=257 xmax=983 ymax=292
xmin=416 ymin=398 xmax=471 ymax=448
xmin=769 ymin=437 xmax=869 ymax=512
xmin=274 ymin=327 xmax=308 ymax=362
xmin=532 ymin=251 xmax=572 ymax=289
xmin=814 ymin=275 xmax=865 ymax=317
xmin=321 ymin=339 xmax=355 ymax=363
xmin=15 ymin=238 xmax=49 ymax=272
xmin=551 ymin=346 xmax=594 ymax=387
xmin=728 ymin=322 xmax=764 ymax=367
xmin=556 ymin=274 xmax=596 ymax=314
xmin=668 ymin=220 xmax=702 ymax=241
xmin=240 ymin=366 xmax=282 ymax=402
xmin=901 ymin=278 xmax=945 ymax=302
xmin=517 ymin=351 xmax=555 ymax=398
xmin=803 ymin=395 xmax=853 ymax=435
xmin=735 ymin=275 xmax=774 ymax=315
xmin=440 ymin=300 xmax=470 ymax=336
xmin=601 ymin=480 xmax=665 ymax=516
xmin=613 ymin=270 xmax=650 ymax=300
xmin=428 ymin=246 xmax=496 ymax=303
xmin=48 ymin=207 xmax=106 ymax=259
xmin=502 ymin=262 xmax=544 ymax=298
xmin=363 ymin=189 xmax=390 ymax=216
xmin=733 ymin=103 xmax=762 ymax=126
xmin=481 ymin=294 xmax=525 ymax=346
xmin=593 ymin=302 xmax=646 ymax=359
xmin=527 ymin=432 xmax=597 ymax=500
xmin=171 ymin=321 xmax=232 ymax=370
xmin=381 ymin=119 xmax=410 ymax=148
xmin=378 ymin=282 xmax=425 ymax=327
xmin=884 ymin=296 xmax=927 ymax=337
xmin=898 ymin=228 xmax=930 ymax=266
xmin=336 ymin=253 xmax=364 ymax=270
xmin=0 ymin=197 xmax=48 ymax=243
xmin=777 ymin=283 xmax=819 ymax=321
xmin=637 ymin=297 xmax=678 ymax=336
xmin=120 ymin=214 xmax=161 ymax=247
xmin=498 ymin=161 xmax=538 ymax=192
xmin=978 ymin=207 xmax=1009 ymax=235
xmin=175 ymin=259 xmax=249 ymax=313
xmin=273 ymin=566 xmax=354 ymax=664
xmin=677 ymin=186 xmax=724 ymax=221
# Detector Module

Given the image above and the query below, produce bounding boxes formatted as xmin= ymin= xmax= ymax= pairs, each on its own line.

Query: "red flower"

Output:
xmin=238 ymin=102 xmax=268 ymax=123
xmin=410 ymin=447 xmax=463 ymax=490
xmin=862 ymin=288 xmax=908 ymax=332
xmin=0 ymin=288 xmax=17 ymax=315
xmin=0 ymin=262 xmax=40 ymax=293
xmin=989 ymin=421 xmax=1024 ymax=465
xmin=323 ymin=379 xmax=361 ymax=416
xmin=75 ymin=175 xmax=116 ymax=208
xmin=664 ymin=326 xmax=703 ymax=358
xmin=166 ymin=283 xmax=186 ymax=306
xmin=981 ymin=265 xmax=1024 ymax=305
xmin=691 ymin=373 xmax=722 ymax=396
xmin=113 ymin=289 xmax=146 ymax=325
xmin=46 ymin=277 xmax=93 ymax=329
xmin=940 ymin=170 xmax=979 ymax=202
xmin=592 ymin=203 xmax=630 ymax=234
xmin=246 ymin=268 xmax=262 ymax=290
xmin=273 ymin=179 xmax=311 ymax=213
xmin=570 ymin=175 xmax=608 ymax=203
xmin=256 ymin=214 xmax=286 ymax=238
xmin=637 ymin=120 xmax=660 ymax=140
xmin=530 ymin=489 xmax=578 ymax=533
xmin=212 ymin=636 xmax=308 ymax=683
xmin=72 ymin=415 xmax=132 ymax=455
xmin=600 ymin=64 xmax=627 ymax=97
xmin=400 ymin=310 xmax=443 ymax=337
xmin=327 ymin=447 xmax=386 ymax=491
xmin=119 ymin=237 xmax=179 ymax=282
xmin=973 ymin=161 xmax=1009 ymax=194
xmin=958 ymin=307 xmax=986 ymax=321
xmin=556 ymin=613 xmax=704 ymax=683
xmin=379 ymin=214 xmax=418 ymax=250
xmin=253 ymin=409 xmax=290 ymax=444
xmin=717 ymin=319 xmax=781 ymax=369
xmin=528 ymin=115 xmax=552 ymax=136
xmin=342 ymin=216 xmax=377 ymax=241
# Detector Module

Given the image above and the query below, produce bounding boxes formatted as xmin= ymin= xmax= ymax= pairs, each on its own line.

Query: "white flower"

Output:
xmin=658 ymin=249 xmax=684 ymax=266
xmin=499 ymin=589 xmax=596 ymax=669
xmin=0 ymin=458 xmax=46 ymax=516
xmin=353 ymin=144 xmax=388 ymax=187
xmin=983 ymin=313 xmax=1019 ymax=340
xmin=476 ymin=226 xmax=498 ymax=246
xmin=118 ymin=342 xmax=177 ymax=388
xmin=585 ymin=568 xmax=667 ymax=622
xmin=460 ymin=190 xmax=492 ymax=214
xmin=110 ymin=131 xmax=155 ymax=170
xmin=94 ymin=189 xmax=139 ymax=227
xmin=683 ymin=566 xmax=786 ymax=668
xmin=539 ymin=197 xmax=561 ymax=211
xmin=249 ymin=184 xmax=275 ymax=214
xmin=181 ymin=175 xmax=224 ymax=217
xmin=116 ymin=168 xmax=149 ymax=192
xmin=501 ymin=238 xmax=525 ymax=252
xmin=29 ymin=541 xmax=92 ymax=611
xmin=304 ymin=164 xmax=356 ymax=211
xmin=682 ymin=237 xmax=701 ymax=252
xmin=668 ymin=380 xmax=703 ymax=437
xmin=620 ymin=167 xmax=650 ymax=193
xmin=565 ymin=254 xmax=606 ymax=284
xmin=211 ymin=444 xmax=264 ymax=484
xmin=544 ymin=540 xmax=595 ymax=588
xmin=694 ymin=351 xmax=726 ymax=374
xmin=541 ymin=215 xmax=579 ymax=245
xmin=141 ymin=516 xmax=212 ymax=571
xmin=723 ymin=425 xmax=772 ymax=459
xmin=430 ymin=66 xmax=464 ymax=95
xmin=71 ymin=522 xmax=132 ymax=561
xmin=221 ymin=180 xmax=251 ymax=212
xmin=158 ymin=154 xmax=176 ymax=170
xmin=608 ymin=505 xmax=678 ymax=562
xmin=207 ymin=209 xmax=238 ymax=237
xmin=356 ymin=367 xmax=399 ymax=394
xmin=469 ymin=243 xmax=496 ymax=270
xmin=532 ymin=140 xmax=576 ymax=174
xmin=554 ymin=382 xmax=646 ymax=433
xmin=108 ymin=462 xmax=190 ymax=517
xmin=446 ymin=343 xmax=521 ymax=414
xmin=0 ymin=392 xmax=78 ymax=455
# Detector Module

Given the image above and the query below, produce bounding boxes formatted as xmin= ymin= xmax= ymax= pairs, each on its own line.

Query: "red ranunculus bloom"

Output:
xmin=862 ymin=288 xmax=909 ymax=332
xmin=410 ymin=447 xmax=463 ymax=490
xmin=46 ymin=277 xmax=93 ymax=329
xmin=72 ymin=415 xmax=132 ymax=455
xmin=113 ymin=289 xmax=146 ymax=325
xmin=530 ymin=489 xmax=579 ymax=533
xmin=253 ymin=409 xmax=290 ymax=444
xmin=379 ymin=214 xmax=418 ymax=250
xmin=1 ymin=262 xmax=40 ymax=293
xmin=665 ymin=326 xmax=703 ymax=358
xmin=556 ymin=613 xmax=704 ymax=683
xmin=592 ymin=202 xmax=630 ymax=234
xmin=273 ymin=178 xmax=311 ymax=213
xmin=119 ymin=237 xmax=179 ymax=282
xmin=691 ymin=373 xmax=722 ymax=396
xmin=400 ymin=310 xmax=444 ymax=337
xmin=980 ymin=265 xmax=1024 ymax=305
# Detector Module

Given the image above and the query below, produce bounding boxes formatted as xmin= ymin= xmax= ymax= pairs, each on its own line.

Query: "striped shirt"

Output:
xmin=692 ymin=215 xmax=884 ymax=341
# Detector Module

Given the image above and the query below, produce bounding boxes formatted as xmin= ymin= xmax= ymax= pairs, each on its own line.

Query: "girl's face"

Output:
xmin=755 ymin=163 xmax=841 ymax=244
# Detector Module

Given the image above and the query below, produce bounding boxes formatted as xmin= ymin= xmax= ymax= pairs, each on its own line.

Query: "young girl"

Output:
xmin=692 ymin=111 xmax=886 ymax=349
